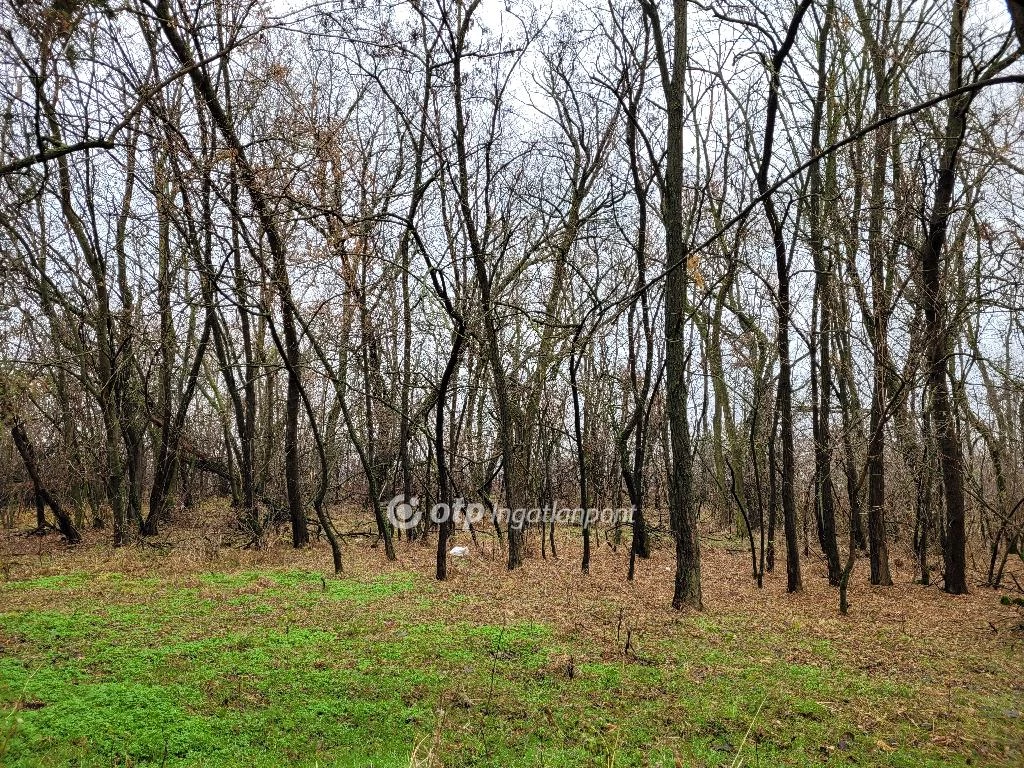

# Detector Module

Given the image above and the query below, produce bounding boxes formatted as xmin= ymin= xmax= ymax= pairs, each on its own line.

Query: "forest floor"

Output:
xmin=0 ymin=512 xmax=1022 ymax=767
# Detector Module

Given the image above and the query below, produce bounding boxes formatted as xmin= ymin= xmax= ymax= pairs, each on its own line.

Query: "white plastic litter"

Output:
xmin=449 ymin=546 xmax=470 ymax=557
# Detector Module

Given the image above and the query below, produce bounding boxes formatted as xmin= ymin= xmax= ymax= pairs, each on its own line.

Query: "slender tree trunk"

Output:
xmin=754 ymin=0 xmax=814 ymax=593
xmin=641 ymin=0 xmax=702 ymax=609
xmin=7 ymin=418 xmax=80 ymax=543
xmin=922 ymin=0 xmax=973 ymax=595
xmin=808 ymin=0 xmax=842 ymax=586
xmin=852 ymin=0 xmax=894 ymax=587
xmin=570 ymin=333 xmax=591 ymax=574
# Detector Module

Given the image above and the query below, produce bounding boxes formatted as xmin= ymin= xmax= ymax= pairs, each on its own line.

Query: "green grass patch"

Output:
xmin=1 ymin=573 xmax=92 ymax=591
xmin=0 ymin=566 xmax=1018 ymax=767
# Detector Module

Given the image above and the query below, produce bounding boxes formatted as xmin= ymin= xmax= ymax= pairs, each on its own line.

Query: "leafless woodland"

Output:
xmin=2 ymin=0 xmax=1024 ymax=609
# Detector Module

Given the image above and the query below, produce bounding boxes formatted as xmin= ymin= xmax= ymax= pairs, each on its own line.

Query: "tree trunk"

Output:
xmin=641 ymin=0 xmax=702 ymax=610
xmin=8 ymin=419 xmax=80 ymax=544
xmin=922 ymin=0 xmax=973 ymax=595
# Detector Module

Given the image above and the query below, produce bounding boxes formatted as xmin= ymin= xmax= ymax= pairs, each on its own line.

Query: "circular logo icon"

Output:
xmin=386 ymin=494 xmax=421 ymax=531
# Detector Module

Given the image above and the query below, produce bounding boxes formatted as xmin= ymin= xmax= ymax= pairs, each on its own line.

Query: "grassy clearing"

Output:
xmin=1 ymin=550 xmax=1021 ymax=768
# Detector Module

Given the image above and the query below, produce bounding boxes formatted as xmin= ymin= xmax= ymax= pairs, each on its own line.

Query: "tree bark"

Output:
xmin=8 ymin=419 xmax=80 ymax=544
xmin=641 ymin=0 xmax=702 ymax=610
xmin=755 ymin=0 xmax=814 ymax=593
xmin=922 ymin=0 xmax=971 ymax=594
